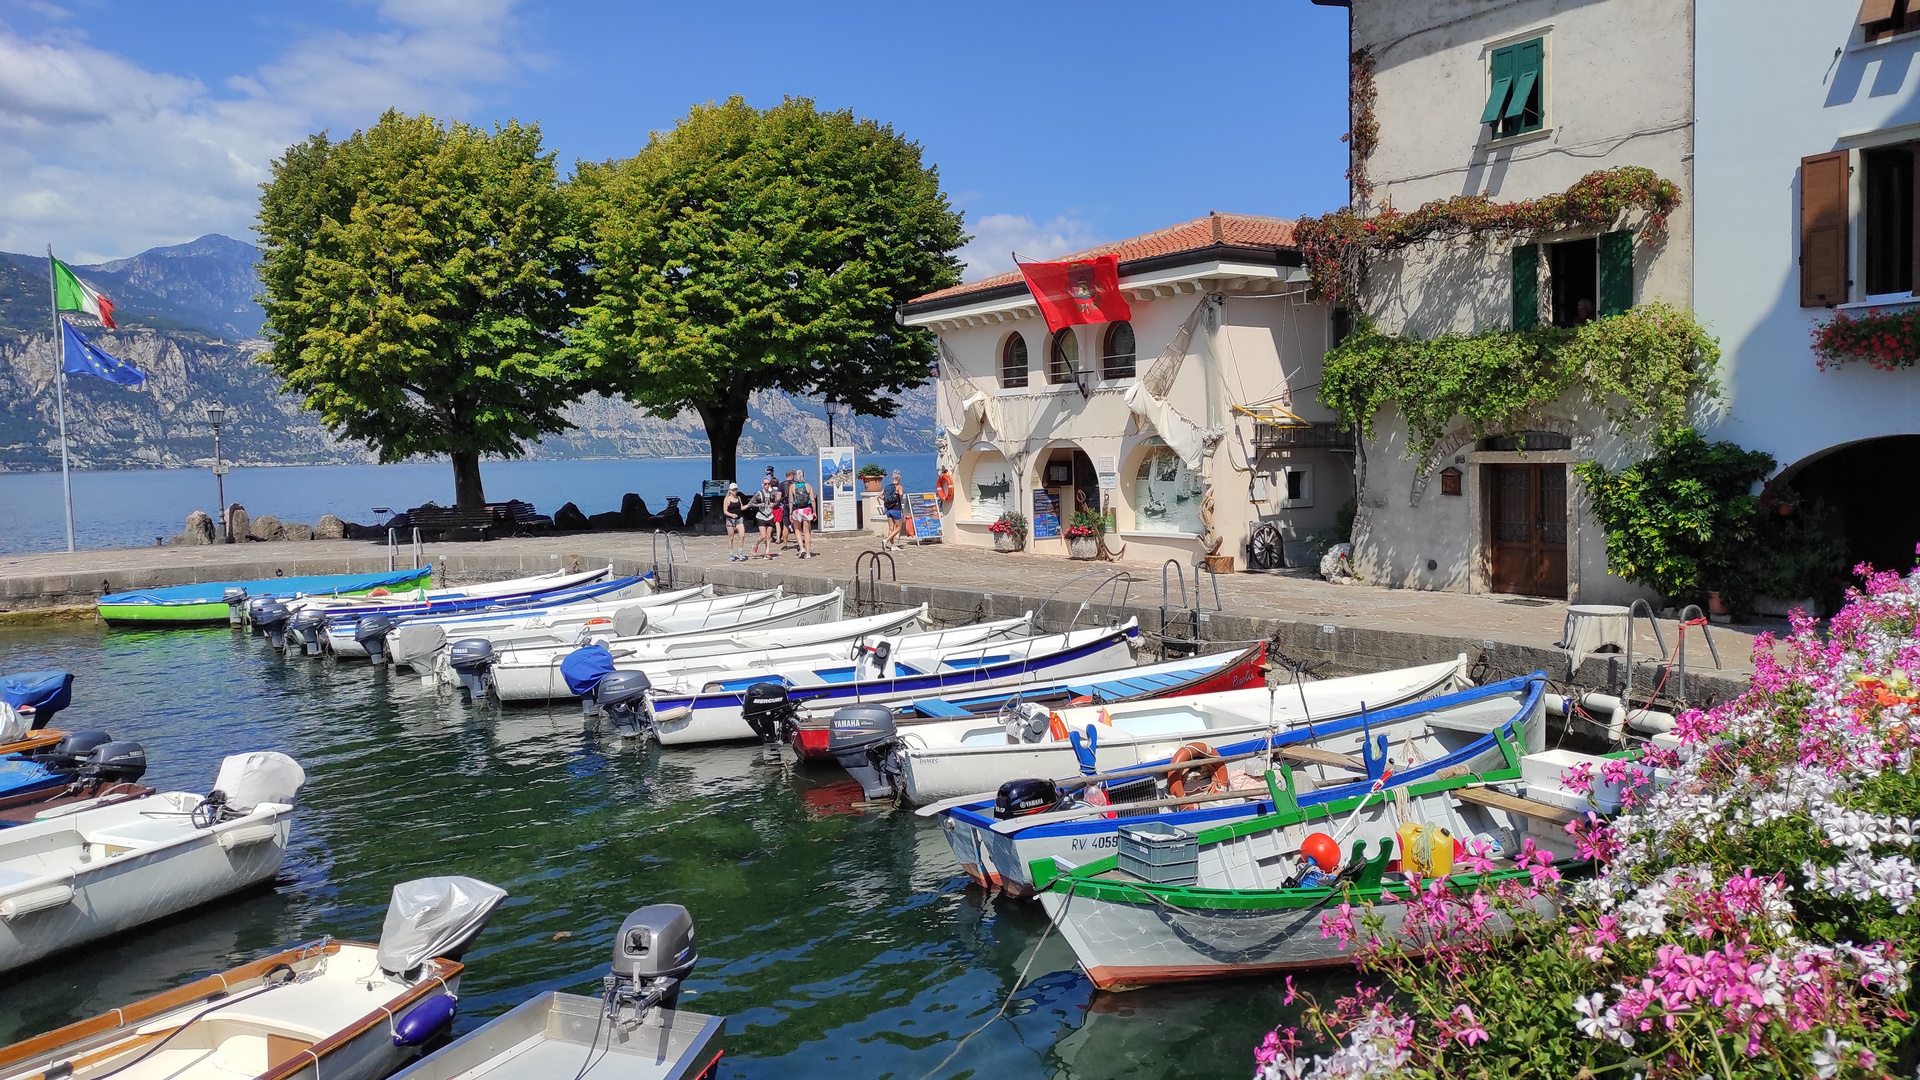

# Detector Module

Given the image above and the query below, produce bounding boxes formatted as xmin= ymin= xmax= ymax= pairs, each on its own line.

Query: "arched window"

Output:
xmin=1048 ymin=328 xmax=1079 ymax=384
xmin=1102 ymin=321 xmax=1136 ymax=380
xmin=1000 ymin=334 xmax=1029 ymax=388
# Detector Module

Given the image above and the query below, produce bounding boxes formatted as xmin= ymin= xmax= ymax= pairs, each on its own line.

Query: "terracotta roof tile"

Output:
xmin=913 ymin=211 xmax=1298 ymax=305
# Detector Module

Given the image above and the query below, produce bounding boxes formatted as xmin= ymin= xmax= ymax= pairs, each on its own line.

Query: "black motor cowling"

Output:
xmin=254 ymin=601 xmax=291 ymax=650
xmin=827 ymin=704 xmax=905 ymax=800
xmin=34 ymin=730 xmax=114 ymax=771
xmin=995 ymin=778 xmax=1063 ymax=820
xmin=288 ymin=609 xmax=328 ymax=656
xmin=608 ymin=904 xmax=698 ymax=1015
xmin=224 ymin=587 xmax=248 ymax=627
xmin=245 ymin=595 xmax=276 ymax=634
xmin=741 ymin=681 xmax=799 ymax=756
xmin=354 ymin=614 xmax=398 ymax=664
xmin=78 ymin=741 xmax=147 ymax=786
xmin=594 ymin=670 xmax=653 ymax=738
xmin=448 ymin=638 xmax=496 ymax=700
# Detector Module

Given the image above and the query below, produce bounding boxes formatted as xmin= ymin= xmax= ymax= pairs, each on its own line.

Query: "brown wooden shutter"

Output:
xmin=1801 ymin=151 xmax=1850 ymax=307
xmin=1862 ymin=0 xmax=1899 ymax=26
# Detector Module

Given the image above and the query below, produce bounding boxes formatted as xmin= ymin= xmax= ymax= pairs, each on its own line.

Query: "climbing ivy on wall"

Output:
xmin=1344 ymin=48 xmax=1378 ymax=200
xmin=1319 ymin=301 xmax=1719 ymax=464
xmin=1295 ymin=167 xmax=1682 ymax=307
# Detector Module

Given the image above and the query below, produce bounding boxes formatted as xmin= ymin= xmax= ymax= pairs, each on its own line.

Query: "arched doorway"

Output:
xmin=1782 ymin=435 xmax=1920 ymax=575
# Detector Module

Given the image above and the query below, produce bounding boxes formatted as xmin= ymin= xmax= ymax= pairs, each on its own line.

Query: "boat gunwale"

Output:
xmin=0 ymin=800 xmax=293 ymax=901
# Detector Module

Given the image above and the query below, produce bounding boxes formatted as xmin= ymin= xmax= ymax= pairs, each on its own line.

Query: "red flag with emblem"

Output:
xmin=1017 ymin=255 xmax=1132 ymax=332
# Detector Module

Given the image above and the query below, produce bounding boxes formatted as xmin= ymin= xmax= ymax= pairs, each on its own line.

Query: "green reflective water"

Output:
xmin=2 ymin=623 xmax=1344 ymax=1078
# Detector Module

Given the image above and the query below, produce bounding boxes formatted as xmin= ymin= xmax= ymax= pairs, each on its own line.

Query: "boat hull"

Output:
xmin=98 ymin=569 xmax=431 ymax=626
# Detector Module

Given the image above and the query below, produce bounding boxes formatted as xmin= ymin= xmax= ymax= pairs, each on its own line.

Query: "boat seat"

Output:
xmin=86 ymin=817 xmax=187 ymax=848
xmin=1126 ymin=672 xmax=1190 ymax=689
xmin=704 ymin=675 xmax=792 ymax=693
xmin=940 ymin=655 xmax=1011 ymax=671
xmin=913 ymin=700 xmax=973 ymax=718
xmin=893 ymin=662 xmax=924 ymax=676
xmin=811 ymin=666 xmax=862 ymax=684
xmin=0 ymin=867 xmax=42 ymax=889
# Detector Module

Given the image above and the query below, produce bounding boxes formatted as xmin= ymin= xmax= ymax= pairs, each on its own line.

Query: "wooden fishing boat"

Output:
xmin=933 ymin=674 xmax=1546 ymax=897
xmin=896 ymin=656 xmax=1471 ymax=806
xmin=0 ymin=752 xmax=304 ymax=972
xmin=1033 ymin=745 xmax=1591 ymax=990
xmin=96 ymin=569 xmax=431 ymax=627
xmin=0 ymin=877 xmax=506 ymax=1080
xmin=787 ymin=643 xmax=1270 ymax=761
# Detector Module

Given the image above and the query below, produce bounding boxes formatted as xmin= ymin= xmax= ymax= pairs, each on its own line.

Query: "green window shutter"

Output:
xmin=1598 ymin=231 xmax=1634 ymax=316
xmin=1505 ymin=70 xmax=1538 ymax=120
xmin=1481 ymin=46 xmax=1515 ymax=124
xmin=1512 ymin=244 xmax=1540 ymax=329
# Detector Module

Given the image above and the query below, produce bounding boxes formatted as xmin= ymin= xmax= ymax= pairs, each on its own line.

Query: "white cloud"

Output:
xmin=0 ymin=0 xmax=535 ymax=262
xmin=956 ymin=212 xmax=1103 ymax=281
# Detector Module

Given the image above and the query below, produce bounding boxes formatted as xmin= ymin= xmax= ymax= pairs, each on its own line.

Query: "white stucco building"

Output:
xmin=900 ymin=215 xmax=1351 ymax=572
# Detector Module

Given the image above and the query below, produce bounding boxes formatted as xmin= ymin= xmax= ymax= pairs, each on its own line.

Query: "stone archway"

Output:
xmin=1776 ymin=435 xmax=1920 ymax=576
xmin=1408 ymin=414 xmax=1587 ymax=507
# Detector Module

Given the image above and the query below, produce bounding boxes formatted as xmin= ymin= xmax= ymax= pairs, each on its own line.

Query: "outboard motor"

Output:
xmin=287 ymin=609 xmax=328 ymax=656
xmin=224 ymin=587 xmax=248 ymax=627
xmin=741 ymin=681 xmax=798 ymax=762
xmin=605 ymin=904 xmax=698 ymax=1016
xmin=561 ymin=644 xmax=617 ymax=716
xmin=354 ymin=614 xmax=398 ymax=664
xmin=594 ymin=671 xmax=654 ymax=739
xmin=388 ymin=624 xmax=448 ymax=674
xmin=33 ymin=730 xmax=114 ymax=772
xmin=1003 ymin=702 xmax=1052 ymax=744
xmin=994 ymin=778 xmax=1064 ymax=821
xmin=826 ymin=704 xmax=906 ymax=801
xmin=375 ymin=876 xmax=509 ymax=984
xmin=447 ymin=639 xmax=496 ymax=700
xmin=254 ymin=601 xmax=292 ymax=651
xmin=192 ymin=750 xmax=307 ymax=828
xmin=245 ymin=595 xmax=277 ymax=634
xmin=78 ymin=741 xmax=147 ymax=786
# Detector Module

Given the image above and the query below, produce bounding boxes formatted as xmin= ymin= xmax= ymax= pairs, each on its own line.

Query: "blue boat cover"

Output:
xmin=0 ymin=757 xmax=64 ymax=800
xmin=0 ymin=671 xmax=72 ymax=714
xmin=99 ymin=569 xmax=428 ymax=608
xmin=560 ymin=645 xmax=616 ymax=698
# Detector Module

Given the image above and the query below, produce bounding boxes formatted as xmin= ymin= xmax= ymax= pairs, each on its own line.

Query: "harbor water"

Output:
xmin=0 ymin=620 xmax=1339 ymax=1078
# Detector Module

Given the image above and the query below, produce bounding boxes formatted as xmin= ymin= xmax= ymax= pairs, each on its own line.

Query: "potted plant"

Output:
xmin=989 ymin=511 xmax=1028 ymax=552
xmin=858 ymin=463 xmax=885 ymax=493
xmin=1065 ymin=511 xmax=1102 ymax=560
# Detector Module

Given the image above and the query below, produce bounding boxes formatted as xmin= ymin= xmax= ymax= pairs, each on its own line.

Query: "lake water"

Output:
xmin=1 ymin=622 xmax=1340 ymax=1078
xmin=0 ymin=455 xmax=935 ymax=556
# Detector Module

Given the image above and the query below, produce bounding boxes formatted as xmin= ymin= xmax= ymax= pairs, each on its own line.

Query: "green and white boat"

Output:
xmin=97 ymin=568 xmax=432 ymax=627
xmin=1032 ymin=740 xmax=1602 ymax=990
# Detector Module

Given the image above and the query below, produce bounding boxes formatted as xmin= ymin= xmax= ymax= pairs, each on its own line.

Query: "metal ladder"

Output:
xmin=853 ymin=550 xmax=897 ymax=615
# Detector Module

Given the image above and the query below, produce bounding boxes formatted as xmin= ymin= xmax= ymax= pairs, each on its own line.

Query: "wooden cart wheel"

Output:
xmin=1249 ymin=522 xmax=1285 ymax=570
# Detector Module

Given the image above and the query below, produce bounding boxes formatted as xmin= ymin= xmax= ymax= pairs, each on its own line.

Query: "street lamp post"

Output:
xmin=207 ymin=405 xmax=229 ymax=541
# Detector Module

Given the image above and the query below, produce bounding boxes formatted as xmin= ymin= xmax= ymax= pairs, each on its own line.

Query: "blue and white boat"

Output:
xmin=317 ymin=573 xmax=653 ymax=658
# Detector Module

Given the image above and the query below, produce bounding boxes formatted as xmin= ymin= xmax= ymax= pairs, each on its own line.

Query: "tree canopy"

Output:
xmin=255 ymin=110 xmax=580 ymax=508
xmin=569 ymin=96 xmax=966 ymax=481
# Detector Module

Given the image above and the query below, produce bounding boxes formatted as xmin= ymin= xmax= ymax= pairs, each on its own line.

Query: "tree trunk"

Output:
xmin=696 ymin=390 xmax=752 ymax=484
xmin=451 ymin=451 xmax=487 ymax=509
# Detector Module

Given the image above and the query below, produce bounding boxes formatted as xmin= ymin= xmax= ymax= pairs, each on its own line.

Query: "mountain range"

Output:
xmin=0 ymin=236 xmax=934 ymax=473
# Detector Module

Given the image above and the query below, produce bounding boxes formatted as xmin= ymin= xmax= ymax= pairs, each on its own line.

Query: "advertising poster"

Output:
xmin=907 ymin=492 xmax=942 ymax=541
xmin=1032 ymin=489 xmax=1062 ymax=539
xmin=817 ymin=447 xmax=859 ymax=532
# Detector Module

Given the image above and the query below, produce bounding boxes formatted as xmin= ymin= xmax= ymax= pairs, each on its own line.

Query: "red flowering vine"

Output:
xmin=1813 ymin=308 xmax=1920 ymax=372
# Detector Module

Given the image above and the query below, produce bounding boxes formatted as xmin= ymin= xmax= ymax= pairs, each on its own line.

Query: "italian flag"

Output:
xmin=51 ymin=257 xmax=115 ymax=329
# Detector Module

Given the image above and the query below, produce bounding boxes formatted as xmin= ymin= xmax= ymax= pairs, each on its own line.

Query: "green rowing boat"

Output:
xmin=97 ymin=568 xmax=433 ymax=627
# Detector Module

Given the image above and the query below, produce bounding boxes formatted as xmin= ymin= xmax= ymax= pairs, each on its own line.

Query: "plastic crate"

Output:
xmin=1117 ymin=820 xmax=1198 ymax=885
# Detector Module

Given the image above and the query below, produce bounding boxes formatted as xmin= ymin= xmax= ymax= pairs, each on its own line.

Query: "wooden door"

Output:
xmin=1488 ymin=464 xmax=1567 ymax=598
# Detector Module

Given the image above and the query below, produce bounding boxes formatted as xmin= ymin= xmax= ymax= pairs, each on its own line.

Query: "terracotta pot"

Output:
xmin=862 ymin=477 xmax=883 ymax=493
xmin=1068 ymin=535 xmax=1099 ymax=560
xmin=1707 ymin=590 xmax=1730 ymax=615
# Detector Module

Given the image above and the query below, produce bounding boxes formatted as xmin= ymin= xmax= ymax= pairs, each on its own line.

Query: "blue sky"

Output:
xmin=0 ymin=0 xmax=1353 ymax=274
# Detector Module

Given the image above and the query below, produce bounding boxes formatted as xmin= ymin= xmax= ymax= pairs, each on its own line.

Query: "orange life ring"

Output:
xmin=1048 ymin=711 xmax=1069 ymax=741
xmin=934 ymin=472 xmax=955 ymax=502
xmin=1167 ymin=741 xmax=1229 ymax=809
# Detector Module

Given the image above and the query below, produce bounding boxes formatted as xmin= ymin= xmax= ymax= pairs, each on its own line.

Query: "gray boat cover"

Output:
xmin=377 ymin=876 xmax=509 ymax=975
xmin=390 ymin=624 xmax=448 ymax=667
xmin=211 ymin=751 xmax=306 ymax=811
xmin=611 ymin=606 xmax=649 ymax=637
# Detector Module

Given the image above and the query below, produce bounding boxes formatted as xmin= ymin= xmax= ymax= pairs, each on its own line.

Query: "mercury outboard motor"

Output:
xmin=741 ymin=682 xmax=798 ymax=762
xmin=224 ymin=587 xmax=249 ymax=627
xmin=994 ymin=778 xmax=1064 ymax=820
xmin=826 ymin=704 xmax=906 ymax=800
xmin=447 ymin=639 xmax=496 ymax=700
xmin=594 ymin=671 xmax=654 ymax=739
xmin=287 ymin=609 xmax=328 ymax=656
xmin=254 ymin=601 xmax=292 ymax=651
xmin=605 ymin=903 xmax=698 ymax=1016
xmin=1003 ymin=702 xmax=1051 ymax=744
xmin=355 ymin=614 xmax=398 ymax=664
xmin=77 ymin=741 xmax=147 ymax=786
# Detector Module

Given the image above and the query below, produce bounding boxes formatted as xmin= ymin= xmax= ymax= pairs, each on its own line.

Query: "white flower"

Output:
xmin=1572 ymin=993 xmax=1607 ymax=1039
xmin=1812 ymin=1029 xmax=1847 ymax=1079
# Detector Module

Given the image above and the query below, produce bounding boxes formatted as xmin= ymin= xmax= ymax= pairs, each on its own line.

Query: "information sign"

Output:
xmin=1032 ymin=489 xmax=1062 ymax=540
xmin=907 ymin=492 xmax=942 ymax=542
xmin=817 ymin=446 xmax=859 ymax=532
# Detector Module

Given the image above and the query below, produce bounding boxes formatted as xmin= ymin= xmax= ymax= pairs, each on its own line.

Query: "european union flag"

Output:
xmin=61 ymin=318 xmax=145 ymax=387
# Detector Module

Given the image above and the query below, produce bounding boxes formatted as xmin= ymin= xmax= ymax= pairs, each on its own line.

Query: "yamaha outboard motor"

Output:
xmin=254 ymin=602 xmax=292 ymax=651
xmin=447 ymin=639 xmax=496 ymax=700
xmin=33 ymin=730 xmax=114 ymax=772
xmin=994 ymin=778 xmax=1064 ymax=820
xmin=826 ymin=704 xmax=906 ymax=800
xmin=741 ymin=681 xmax=798 ymax=762
xmin=245 ymin=594 xmax=277 ymax=634
xmin=78 ymin=741 xmax=147 ymax=786
xmin=594 ymin=670 xmax=654 ymax=739
xmin=355 ymin=614 xmax=398 ymax=664
xmin=224 ymin=587 xmax=249 ymax=627
xmin=606 ymin=904 xmax=698 ymax=1015
xmin=287 ymin=609 xmax=329 ymax=656
xmin=1003 ymin=702 xmax=1051 ymax=744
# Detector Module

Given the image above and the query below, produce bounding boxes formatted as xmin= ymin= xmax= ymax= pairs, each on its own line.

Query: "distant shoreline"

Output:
xmin=0 ymin=449 xmax=933 ymax=476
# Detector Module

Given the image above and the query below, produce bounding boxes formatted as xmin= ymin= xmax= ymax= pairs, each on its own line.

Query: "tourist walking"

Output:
xmin=748 ymin=478 xmax=779 ymax=558
xmin=882 ymin=470 xmax=906 ymax=552
xmin=790 ymin=477 xmax=816 ymax=558
xmin=723 ymin=482 xmax=747 ymax=561
xmin=780 ymin=470 xmax=800 ymax=549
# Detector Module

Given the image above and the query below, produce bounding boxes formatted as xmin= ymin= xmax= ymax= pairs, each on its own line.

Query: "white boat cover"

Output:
xmin=211 ymin=751 xmax=307 ymax=811
xmin=0 ymin=702 xmax=26 ymax=744
xmin=377 ymin=876 xmax=509 ymax=975
xmin=610 ymin=606 xmax=649 ymax=637
xmin=390 ymin=624 xmax=449 ymax=666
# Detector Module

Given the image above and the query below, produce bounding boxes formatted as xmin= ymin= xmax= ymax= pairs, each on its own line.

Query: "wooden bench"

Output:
xmin=1453 ymin=785 xmax=1582 ymax=825
xmin=405 ymin=506 xmax=498 ymax=542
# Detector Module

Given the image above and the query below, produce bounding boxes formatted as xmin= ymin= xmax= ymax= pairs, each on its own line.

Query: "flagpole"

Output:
xmin=47 ymin=245 xmax=75 ymax=553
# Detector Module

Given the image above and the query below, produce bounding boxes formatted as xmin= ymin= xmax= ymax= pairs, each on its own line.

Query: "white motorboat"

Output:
xmin=0 ymin=751 xmax=306 ymax=973
xmin=320 ymin=584 xmax=717 ymax=658
xmin=0 ymin=877 xmax=506 ymax=1080
xmin=377 ymin=589 xmax=787 ymax=670
xmin=317 ymin=575 xmax=659 ymax=659
xmin=893 ymin=656 xmax=1470 ymax=806
xmin=281 ymin=566 xmax=615 ymax=613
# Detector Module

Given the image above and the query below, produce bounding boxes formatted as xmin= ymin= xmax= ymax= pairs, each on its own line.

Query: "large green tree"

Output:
xmin=569 ymin=96 xmax=966 ymax=481
xmin=256 ymin=110 xmax=581 ymax=508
